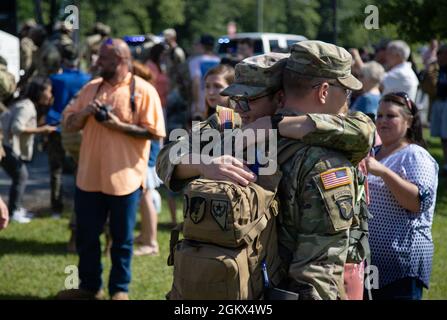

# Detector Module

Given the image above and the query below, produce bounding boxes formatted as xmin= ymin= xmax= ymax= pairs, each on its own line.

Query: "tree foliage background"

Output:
xmin=17 ymin=0 xmax=447 ymax=53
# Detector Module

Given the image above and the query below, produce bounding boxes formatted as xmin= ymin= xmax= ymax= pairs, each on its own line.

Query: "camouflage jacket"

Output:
xmin=33 ymin=40 xmax=61 ymax=77
xmin=156 ymin=106 xmax=375 ymax=192
xmin=20 ymin=37 xmax=37 ymax=74
xmin=275 ymin=109 xmax=373 ymax=300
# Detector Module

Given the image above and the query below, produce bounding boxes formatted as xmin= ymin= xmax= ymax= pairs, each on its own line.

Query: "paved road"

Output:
xmin=0 ymin=150 xmax=75 ymax=214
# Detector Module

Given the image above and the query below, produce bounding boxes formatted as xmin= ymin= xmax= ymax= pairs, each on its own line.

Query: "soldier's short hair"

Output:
xmin=282 ymin=70 xmax=329 ymax=97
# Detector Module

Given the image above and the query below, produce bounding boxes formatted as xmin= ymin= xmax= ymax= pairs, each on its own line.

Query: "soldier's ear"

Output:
xmin=276 ymin=90 xmax=285 ymax=108
xmin=317 ymin=82 xmax=330 ymax=105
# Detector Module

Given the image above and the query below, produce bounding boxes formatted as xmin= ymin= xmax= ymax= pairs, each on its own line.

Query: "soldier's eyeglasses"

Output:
xmin=312 ymin=82 xmax=352 ymax=100
xmin=229 ymin=93 xmax=271 ymax=112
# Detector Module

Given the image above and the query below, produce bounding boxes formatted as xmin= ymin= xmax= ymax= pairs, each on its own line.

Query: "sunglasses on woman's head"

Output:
xmin=383 ymin=92 xmax=413 ymax=113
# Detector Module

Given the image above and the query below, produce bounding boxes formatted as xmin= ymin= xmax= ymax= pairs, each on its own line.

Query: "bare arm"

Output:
xmin=20 ymin=125 xmax=57 ymax=134
xmin=0 ymin=197 xmax=8 ymax=231
xmin=366 ymin=157 xmax=420 ymax=212
xmin=349 ymin=48 xmax=364 ymax=76
xmin=115 ymin=121 xmax=163 ymax=140
xmin=100 ymin=111 xmax=163 ymax=140
xmin=64 ymin=99 xmax=100 ymax=132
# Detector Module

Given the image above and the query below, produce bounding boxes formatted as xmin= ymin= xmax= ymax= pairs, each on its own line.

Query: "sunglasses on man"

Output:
xmin=312 ymin=81 xmax=352 ymax=100
xmin=229 ymin=92 xmax=272 ymax=112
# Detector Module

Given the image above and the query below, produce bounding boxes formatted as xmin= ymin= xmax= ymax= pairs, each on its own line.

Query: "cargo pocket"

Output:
xmin=313 ymin=168 xmax=354 ymax=232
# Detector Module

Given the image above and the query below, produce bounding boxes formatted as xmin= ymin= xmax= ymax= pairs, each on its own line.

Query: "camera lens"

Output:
xmin=94 ymin=105 xmax=109 ymax=122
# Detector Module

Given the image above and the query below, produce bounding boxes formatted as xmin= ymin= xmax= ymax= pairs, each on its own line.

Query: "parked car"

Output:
xmin=216 ymin=32 xmax=308 ymax=57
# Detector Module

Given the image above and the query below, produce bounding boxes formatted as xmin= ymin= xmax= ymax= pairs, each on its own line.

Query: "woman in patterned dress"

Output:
xmin=366 ymin=92 xmax=439 ymax=300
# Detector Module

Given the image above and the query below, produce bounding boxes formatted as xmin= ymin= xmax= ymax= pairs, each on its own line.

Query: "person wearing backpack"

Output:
xmin=157 ymin=51 xmax=375 ymax=299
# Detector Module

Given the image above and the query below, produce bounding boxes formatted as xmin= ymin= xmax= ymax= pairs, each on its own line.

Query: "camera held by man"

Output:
xmin=94 ymin=104 xmax=113 ymax=122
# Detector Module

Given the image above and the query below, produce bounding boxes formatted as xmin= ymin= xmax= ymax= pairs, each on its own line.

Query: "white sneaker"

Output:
xmin=12 ymin=209 xmax=31 ymax=224
xmin=18 ymin=208 xmax=34 ymax=219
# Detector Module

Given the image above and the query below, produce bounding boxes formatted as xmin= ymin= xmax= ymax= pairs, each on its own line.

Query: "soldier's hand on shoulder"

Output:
xmin=199 ymin=155 xmax=256 ymax=186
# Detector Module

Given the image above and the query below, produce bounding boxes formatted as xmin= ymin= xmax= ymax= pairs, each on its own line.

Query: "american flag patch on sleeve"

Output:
xmin=218 ymin=107 xmax=234 ymax=130
xmin=320 ymin=167 xmax=351 ymax=190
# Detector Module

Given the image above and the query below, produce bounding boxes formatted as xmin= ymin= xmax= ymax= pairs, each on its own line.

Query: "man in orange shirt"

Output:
xmin=57 ymin=38 xmax=165 ymax=300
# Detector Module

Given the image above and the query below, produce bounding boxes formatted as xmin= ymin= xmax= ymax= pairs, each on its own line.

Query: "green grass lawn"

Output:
xmin=0 ymin=132 xmax=446 ymax=300
xmin=0 ymin=193 xmax=177 ymax=300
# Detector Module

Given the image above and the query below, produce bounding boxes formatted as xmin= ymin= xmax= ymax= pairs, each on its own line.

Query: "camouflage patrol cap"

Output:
xmin=221 ymin=52 xmax=289 ymax=98
xmin=91 ymin=22 xmax=111 ymax=36
xmin=286 ymin=40 xmax=362 ymax=91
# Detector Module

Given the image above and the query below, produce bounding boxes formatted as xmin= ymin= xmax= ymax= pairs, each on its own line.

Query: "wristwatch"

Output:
xmin=271 ymin=114 xmax=284 ymax=138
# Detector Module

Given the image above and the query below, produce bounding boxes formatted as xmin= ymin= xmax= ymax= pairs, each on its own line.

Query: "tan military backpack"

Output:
xmin=167 ymin=171 xmax=286 ymax=300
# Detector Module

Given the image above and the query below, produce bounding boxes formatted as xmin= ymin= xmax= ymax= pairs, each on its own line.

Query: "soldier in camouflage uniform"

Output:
xmin=19 ymin=19 xmax=37 ymax=76
xmin=20 ymin=25 xmax=61 ymax=88
xmin=83 ymin=23 xmax=111 ymax=76
xmin=156 ymin=52 xmax=374 ymax=194
xmin=263 ymin=40 xmax=372 ymax=300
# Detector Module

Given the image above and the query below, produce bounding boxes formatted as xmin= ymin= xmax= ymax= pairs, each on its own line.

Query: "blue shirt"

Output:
xmin=148 ymin=140 xmax=161 ymax=167
xmin=368 ymin=144 xmax=438 ymax=289
xmin=437 ymin=66 xmax=447 ymax=99
xmin=47 ymin=68 xmax=91 ymax=126
xmin=351 ymin=92 xmax=381 ymax=116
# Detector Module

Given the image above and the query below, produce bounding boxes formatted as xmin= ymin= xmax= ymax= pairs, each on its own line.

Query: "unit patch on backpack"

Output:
xmin=190 ymin=197 xmax=206 ymax=224
xmin=211 ymin=200 xmax=229 ymax=231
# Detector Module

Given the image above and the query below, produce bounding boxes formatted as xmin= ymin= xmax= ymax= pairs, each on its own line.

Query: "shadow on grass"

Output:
xmin=134 ymin=221 xmax=178 ymax=232
xmin=0 ymin=294 xmax=47 ymax=300
xmin=0 ymin=238 xmax=68 ymax=256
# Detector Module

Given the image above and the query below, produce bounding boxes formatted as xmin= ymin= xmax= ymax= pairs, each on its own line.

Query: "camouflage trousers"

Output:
xmin=47 ymin=132 xmax=65 ymax=213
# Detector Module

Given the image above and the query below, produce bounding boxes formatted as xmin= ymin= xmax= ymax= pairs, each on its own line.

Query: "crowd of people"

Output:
xmin=0 ymin=19 xmax=444 ymax=301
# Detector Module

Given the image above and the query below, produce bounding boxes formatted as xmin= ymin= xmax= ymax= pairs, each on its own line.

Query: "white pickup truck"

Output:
xmin=216 ymin=32 xmax=307 ymax=57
